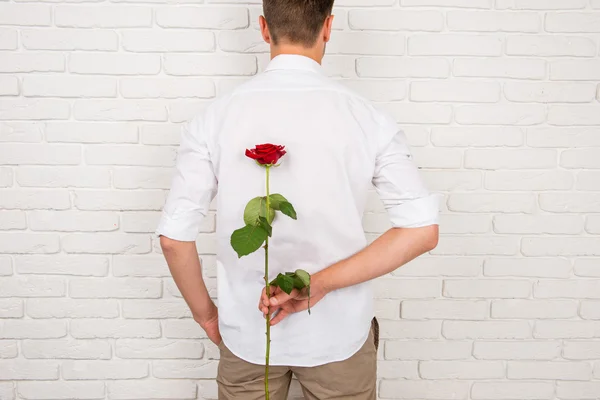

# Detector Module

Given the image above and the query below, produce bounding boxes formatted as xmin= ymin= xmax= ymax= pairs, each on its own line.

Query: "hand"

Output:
xmin=258 ymin=275 xmax=327 ymax=326
xmin=196 ymin=304 xmax=222 ymax=346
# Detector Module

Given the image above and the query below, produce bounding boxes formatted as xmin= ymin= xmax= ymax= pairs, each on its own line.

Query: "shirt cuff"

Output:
xmin=155 ymin=211 xmax=204 ymax=242
xmin=387 ymin=195 xmax=440 ymax=228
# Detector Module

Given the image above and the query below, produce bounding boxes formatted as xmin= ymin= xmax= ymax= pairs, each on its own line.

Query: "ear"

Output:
xmin=322 ymin=15 xmax=334 ymax=43
xmin=259 ymin=15 xmax=271 ymax=44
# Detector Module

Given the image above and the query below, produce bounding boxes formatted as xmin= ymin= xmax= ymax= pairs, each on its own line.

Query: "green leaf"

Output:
xmin=278 ymin=201 xmax=297 ymax=220
xmin=269 ymin=194 xmax=288 ymax=210
xmin=276 ymin=273 xmax=295 ymax=295
xmin=294 ymin=269 xmax=311 ymax=287
xmin=230 ymin=224 xmax=268 ymax=258
xmin=244 ymin=197 xmax=274 ymax=225
xmin=258 ymin=216 xmax=272 ymax=237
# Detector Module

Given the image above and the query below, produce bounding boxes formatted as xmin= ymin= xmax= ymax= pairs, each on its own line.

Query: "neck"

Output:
xmin=270 ymin=44 xmax=324 ymax=65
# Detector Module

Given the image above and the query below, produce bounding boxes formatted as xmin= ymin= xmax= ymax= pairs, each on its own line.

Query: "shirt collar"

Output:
xmin=265 ymin=54 xmax=323 ymax=74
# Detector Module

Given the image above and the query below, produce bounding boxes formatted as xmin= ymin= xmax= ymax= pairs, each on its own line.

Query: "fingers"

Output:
xmin=269 ymin=288 xmax=299 ymax=307
xmin=269 ymin=309 xmax=290 ymax=326
xmin=258 ymin=286 xmax=276 ymax=315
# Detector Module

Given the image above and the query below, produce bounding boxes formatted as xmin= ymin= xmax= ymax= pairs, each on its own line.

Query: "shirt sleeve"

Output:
xmin=156 ymin=115 xmax=218 ymax=241
xmin=372 ymin=114 xmax=439 ymax=229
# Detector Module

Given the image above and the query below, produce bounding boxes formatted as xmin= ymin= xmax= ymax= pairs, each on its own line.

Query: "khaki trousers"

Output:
xmin=217 ymin=318 xmax=379 ymax=400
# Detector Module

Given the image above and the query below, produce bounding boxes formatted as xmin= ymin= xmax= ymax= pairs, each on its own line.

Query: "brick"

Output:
xmin=167 ymin=99 xmax=209 ymax=123
xmin=411 ymin=80 xmax=499 ymax=102
xmin=578 ymin=172 xmax=600 ymax=191
xmin=27 ymin=299 xmax=118 ymax=318
xmin=86 ymin=145 xmax=175 ymax=166
xmin=74 ymin=100 xmax=167 ymax=122
xmin=535 ymin=279 xmax=600 ymax=298
xmin=551 ymin=60 xmax=600 ymax=80
xmin=341 ymin=79 xmax=407 ymax=102
xmin=0 ymin=168 xmax=11 ymax=187
xmin=140 ymin=124 xmax=181 ymax=145
xmin=540 ymin=194 xmax=600 ymax=213
xmin=0 ymin=4 xmax=51 ymax=26
xmin=0 ymin=298 xmax=22 ymax=318
xmin=525 ymin=237 xmax=600 ymax=257
xmin=562 ymin=149 xmax=600 ymax=169
xmin=62 ymin=360 xmax=148 ymax=380
xmin=448 ymin=193 xmax=536 ymax=213
xmin=432 ymin=236 xmax=519 ymax=256
xmin=378 ymin=361 xmax=419 ymax=379
xmin=536 ymin=321 xmax=600 ymax=339
xmin=0 ymin=53 xmax=64 ymax=73
xmin=0 ymin=233 xmax=60 ymax=254
xmin=122 ymin=300 xmax=191 ymax=319
xmin=549 ymin=105 xmax=600 ymax=126
xmin=493 ymin=300 xmax=577 ymax=319
xmin=394 ymin=257 xmax=482 ymax=277
xmin=505 ymin=82 xmax=596 ymax=103
xmin=29 ymin=211 xmax=117 ymax=232
xmin=432 ymin=127 xmax=523 ymax=147
xmin=444 ymin=279 xmax=531 ymax=299
xmin=380 ymin=380 xmax=469 ymax=400
xmin=55 ymin=5 xmax=151 ymax=27
xmin=74 ymin=190 xmax=166 ymax=211
xmin=484 ymin=258 xmax=571 ymax=278
xmin=0 ymin=320 xmax=66 ymax=339
xmin=409 ymin=34 xmax=501 ymax=56
xmin=438 ymin=214 xmax=490 ymax=234
xmin=156 ymin=6 xmax=248 ymax=29
xmin=456 ymin=105 xmax=545 ymax=126
xmin=382 ymin=104 xmax=452 ymax=124
xmin=16 ymin=167 xmax=111 ymax=188
xmin=0 ymin=122 xmax=44 ymax=143
xmin=471 ymin=382 xmax=554 ymax=400
xmin=0 ymin=210 xmax=26 ymax=230
xmin=379 ymin=320 xmax=441 ymax=339
xmin=152 ymin=360 xmax=218 ymax=379
xmin=0 ymin=341 xmax=18 ymax=358
xmin=546 ymin=12 xmax=600 ymax=32
xmin=0 ymin=144 xmax=80 ymax=165
xmin=400 ymin=0 xmax=492 ymax=7
xmin=70 ymin=53 xmax=160 ymax=75
xmin=46 ymin=122 xmax=138 ymax=144
xmin=474 ymin=341 xmax=560 ymax=360
xmin=349 ymin=10 xmax=443 ymax=31
xmin=0 ymin=99 xmax=70 ymax=120
xmin=411 ymin=148 xmax=462 ymax=168
xmin=465 ymin=149 xmax=556 ymax=169
xmin=71 ymin=319 xmax=160 ymax=339
xmin=528 ymin=127 xmax=600 ymax=147
xmin=594 ymin=0 xmax=600 ymax=8
xmin=123 ymin=30 xmax=214 ymax=52
xmin=375 ymin=299 xmax=400 ymax=320
xmin=0 ymin=383 xmax=14 ymax=400
xmin=218 ymin=30 xmax=272 ymax=54
xmin=22 ymin=339 xmax=110 ymax=359
xmin=385 ymin=340 xmax=471 ymax=360
xmin=0 ymin=28 xmax=17 ymax=50
xmin=448 ymin=11 xmax=540 ymax=31
xmin=557 ymin=382 xmax=600 ymax=400
xmin=421 ymin=171 xmax=483 ymax=192
xmin=374 ymin=278 xmax=440 ymax=299
xmin=496 ymin=0 xmax=586 ymax=9
xmin=420 ymin=361 xmax=504 ymax=379
xmin=328 ymin=32 xmax=405 ymax=56
xmin=163 ymin=319 xmax=206 ymax=339
xmin=357 ymin=57 xmax=449 ymax=78
xmin=18 ymin=381 xmax=104 ymax=399
xmin=0 ymin=257 xmax=10 ymax=276
xmin=164 ymin=54 xmax=257 ymax=76
xmin=23 ymin=75 xmax=116 ymax=98
xmin=121 ymin=78 xmax=215 ymax=99
xmin=402 ymin=300 xmax=488 ymax=320
xmin=22 ymin=28 xmax=117 ymax=51
xmin=69 ymin=278 xmax=160 ymax=299
xmin=454 ymin=57 xmax=545 ymax=79
xmin=507 ymin=35 xmax=595 ymax=56
xmin=124 ymin=211 xmax=199 ymax=234
xmin=493 ymin=214 xmax=581 ymax=234
xmin=108 ymin=380 xmax=196 ymax=400
xmin=0 ymin=360 xmax=58 ymax=380
xmin=62 ymin=233 xmax=151 ymax=255
xmin=0 ymin=75 xmax=18 ymax=96
xmin=116 ymin=339 xmax=203 ymax=359
xmin=114 ymin=169 xmax=173 ymax=190
xmin=575 ymin=259 xmax=600 ymax=277
xmin=0 ymin=190 xmax=70 ymax=210
xmin=581 ymin=301 xmax=600 ymax=320
xmin=486 ymin=171 xmax=574 ymax=191
xmin=563 ymin=341 xmax=600 ymax=360
xmin=0 ymin=277 xmax=64 ymax=297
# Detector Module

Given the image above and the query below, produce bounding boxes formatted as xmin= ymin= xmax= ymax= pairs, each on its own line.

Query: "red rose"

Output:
xmin=245 ymin=143 xmax=287 ymax=165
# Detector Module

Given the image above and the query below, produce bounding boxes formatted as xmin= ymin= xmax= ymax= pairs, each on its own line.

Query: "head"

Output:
xmin=259 ymin=0 xmax=335 ymax=62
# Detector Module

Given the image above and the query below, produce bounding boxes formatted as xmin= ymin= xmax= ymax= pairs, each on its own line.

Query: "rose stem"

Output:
xmin=264 ymin=165 xmax=271 ymax=400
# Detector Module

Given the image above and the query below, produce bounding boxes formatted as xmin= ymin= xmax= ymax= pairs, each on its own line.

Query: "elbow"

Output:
xmin=423 ymin=224 xmax=439 ymax=252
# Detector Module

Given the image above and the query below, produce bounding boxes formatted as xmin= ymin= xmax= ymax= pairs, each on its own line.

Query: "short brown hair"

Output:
xmin=263 ymin=0 xmax=335 ymax=47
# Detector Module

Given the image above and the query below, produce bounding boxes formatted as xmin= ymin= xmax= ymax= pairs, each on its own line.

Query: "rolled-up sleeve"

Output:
xmin=372 ymin=115 xmax=439 ymax=228
xmin=156 ymin=115 xmax=217 ymax=241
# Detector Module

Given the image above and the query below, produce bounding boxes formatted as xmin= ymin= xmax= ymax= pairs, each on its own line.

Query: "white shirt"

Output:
xmin=156 ymin=54 xmax=439 ymax=367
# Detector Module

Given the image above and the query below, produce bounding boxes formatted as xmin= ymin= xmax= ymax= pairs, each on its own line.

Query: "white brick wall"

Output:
xmin=0 ymin=0 xmax=599 ymax=399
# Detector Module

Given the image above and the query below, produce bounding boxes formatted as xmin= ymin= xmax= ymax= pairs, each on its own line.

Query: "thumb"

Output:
xmin=270 ymin=288 xmax=298 ymax=306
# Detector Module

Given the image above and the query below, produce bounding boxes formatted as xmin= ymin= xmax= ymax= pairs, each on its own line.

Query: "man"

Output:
xmin=156 ymin=0 xmax=439 ymax=398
